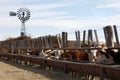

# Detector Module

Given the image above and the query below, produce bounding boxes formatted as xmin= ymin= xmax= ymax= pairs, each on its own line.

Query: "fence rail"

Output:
xmin=0 ymin=53 xmax=120 ymax=80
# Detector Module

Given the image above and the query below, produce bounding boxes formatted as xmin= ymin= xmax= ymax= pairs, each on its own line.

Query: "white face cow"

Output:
xmin=50 ymin=50 xmax=64 ymax=60
xmin=38 ymin=49 xmax=64 ymax=60
xmin=39 ymin=49 xmax=49 ymax=58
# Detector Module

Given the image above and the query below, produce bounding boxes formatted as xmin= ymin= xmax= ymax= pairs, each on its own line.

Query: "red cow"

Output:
xmin=61 ymin=46 xmax=89 ymax=61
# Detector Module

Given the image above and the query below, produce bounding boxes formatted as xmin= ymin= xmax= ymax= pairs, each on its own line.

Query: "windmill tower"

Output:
xmin=9 ymin=8 xmax=30 ymax=36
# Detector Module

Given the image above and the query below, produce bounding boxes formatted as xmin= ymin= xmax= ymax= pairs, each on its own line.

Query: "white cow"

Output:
xmin=50 ymin=50 xmax=64 ymax=60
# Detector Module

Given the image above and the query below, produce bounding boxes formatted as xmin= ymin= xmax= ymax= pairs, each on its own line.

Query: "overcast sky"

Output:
xmin=0 ymin=0 xmax=120 ymax=41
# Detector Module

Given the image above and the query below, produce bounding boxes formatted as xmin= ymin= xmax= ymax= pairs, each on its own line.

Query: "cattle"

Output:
xmin=50 ymin=50 xmax=64 ymax=60
xmin=26 ymin=49 xmax=40 ymax=56
xmin=26 ymin=49 xmax=64 ymax=60
xmin=39 ymin=49 xmax=49 ymax=58
xmin=95 ymin=48 xmax=120 ymax=64
xmin=60 ymin=46 xmax=89 ymax=61
xmin=105 ymin=49 xmax=120 ymax=64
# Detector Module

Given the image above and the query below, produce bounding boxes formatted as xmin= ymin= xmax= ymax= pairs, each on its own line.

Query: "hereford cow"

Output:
xmin=49 ymin=50 xmax=64 ymax=60
xmin=60 ymin=46 xmax=89 ymax=61
xmin=26 ymin=48 xmax=63 ymax=60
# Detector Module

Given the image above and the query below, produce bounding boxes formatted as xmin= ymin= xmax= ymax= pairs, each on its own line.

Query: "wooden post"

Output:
xmin=65 ymin=32 xmax=68 ymax=48
xmin=103 ymin=26 xmax=114 ymax=47
xmin=31 ymin=39 xmax=34 ymax=48
xmin=27 ymin=39 xmax=31 ymax=49
xmin=103 ymin=27 xmax=107 ymax=43
xmin=38 ymin=37 xmax=41 ymax=48
xmin=43 ymin=37 xmax=45 ymax=48
xmin=75 ymin=31 xmax=81 ymax=48
xmin=44 ymin=36 xmax=49 ymax=48
xmin=104 ymin=26 xmax=108 ymax=47
xmin=36 ymin=37 xmax=39 ymax=48
xmin=48 ymin=35 xmax=52 ymax=48
xmin=44 ymin=36 xmax=47 ymax=48
xmin=94 ymin=30 xmax=99 ymax=47
xmin=42 ymin=37 xmax=45 ymax=48
xmin=88 ymin=30 xmax=93 ymax=62
xmin=13 ymin=41 xmax=15 ymax=54
xmin=113 ymin=25 xmax=120 ymax=47
xmin=75 ymin=31 xmax=78 ymax=47
xmin=33 ymin=38 xmax=35 ymax=48
xmin=41 ymin=37 xmax=45 ymax=48
xmin=34 ymin=38 xmax=36 ymax=48
xmin=17 ymin=40 xmax=20 ymax=54
xmin=57 ymin=34 xmax=62 ymax=48
xmin=0 ymin=41 xmax=3 ymax=53
xmin=11 ymin=42 xmax=14 ymax=54
xmin=88 ymin=30 xmax=93 ymax=47
xmin=62 ymin=32 xmax=67 ymax=60
xmin=82 ymin=30 xmax=86 ymax=47
xmin=43 ymin=36 xmax=46 ymax=48
xmin=20 ymin=40 xmax=23 ymax=54
xmin=62 ymin=32 xmax=67 ymax=48
xmin=39 ymin=37 xmax=43 ymax=48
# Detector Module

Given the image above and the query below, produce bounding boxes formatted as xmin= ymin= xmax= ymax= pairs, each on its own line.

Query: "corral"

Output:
xmin=0 ymin=25 xmax=120 ymax=80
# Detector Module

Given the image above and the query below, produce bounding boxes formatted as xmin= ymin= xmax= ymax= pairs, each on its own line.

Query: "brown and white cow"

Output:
xmin=60 ymin=46 xmax=89 ymax=61
xmin=95 ymin=48 xmax=120 ymax=64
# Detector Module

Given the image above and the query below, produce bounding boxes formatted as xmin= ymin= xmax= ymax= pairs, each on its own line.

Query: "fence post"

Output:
xmin=88 ymin=30 xmax=93 ymax=47
xmin=44 ymin=36 xmax=49 ymax=48
xmin=42 ymin=37 xmax=45 ymax=49
xmin=94 ymin=30 xmax=99 ymax=47
xmin=113 ymin=25 xmax=120 ymax=47
xmin=103 ymin=26 xmax=114 ymax=47
xmin=57 ymin=34 xmax=62 ymax=48
xmin=75 ymin=31 xmax=81 ymax=48
xmin=39 ymin=37 xmax=43 ymax=48
xmin=82 ymin=30 xmax=86 ymax=47
xmin=48 ymin=35 xmax=53 ymax=48
xmin=17 ymin=40 xmax=20 ymax=54
xmin=62 ymin=32 xmax=67 ymax=48
xmin=11 ymin=42 xmax=14 ymax=54
xmin=88 ymin=30 xmax=94 ymax=62
xmin=62 ymin=32 xmax=67 ymax=60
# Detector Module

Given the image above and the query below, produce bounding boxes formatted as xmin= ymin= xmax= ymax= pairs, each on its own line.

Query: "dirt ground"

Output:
xmin=0 ymin=59 xmax=79 ymax=80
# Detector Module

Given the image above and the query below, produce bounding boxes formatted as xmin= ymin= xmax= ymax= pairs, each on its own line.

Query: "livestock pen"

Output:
xmin=0 ymin=25 xmax=120 ymax=80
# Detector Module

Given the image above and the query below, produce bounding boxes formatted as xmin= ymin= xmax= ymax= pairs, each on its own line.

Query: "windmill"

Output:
xmin=9 ymin=8 xmax=30 ymax=36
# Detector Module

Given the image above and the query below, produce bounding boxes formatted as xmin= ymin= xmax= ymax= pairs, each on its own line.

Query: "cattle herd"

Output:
xmin=0 ymin=25 xmax=120 ymax=80
xmin=0 ymin=46 xmax=120 ymax=80
xmin=23 ymin=44 xmax=120 ymax=65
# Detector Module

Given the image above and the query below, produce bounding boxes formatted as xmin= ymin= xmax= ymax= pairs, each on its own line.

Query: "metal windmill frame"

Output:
xmin=9 ymin=8 xmax=30 ymax=36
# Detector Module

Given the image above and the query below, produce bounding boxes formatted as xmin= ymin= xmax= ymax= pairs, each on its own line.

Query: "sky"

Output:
xmin=0 ymin=0 xmax=120 ymax=42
